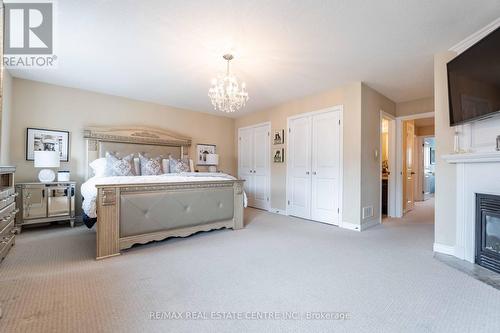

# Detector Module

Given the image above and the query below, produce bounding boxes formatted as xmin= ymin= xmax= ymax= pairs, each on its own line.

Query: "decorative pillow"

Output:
xmin=169 ymin=158 xmax=190 ymax=173
xmin=105 ymin=152 xmax=136 ymax=176
xmin=89 ymin=158 xmax=107 ymax=177
xmin=139 ymin=154 xmax=163 ymax=175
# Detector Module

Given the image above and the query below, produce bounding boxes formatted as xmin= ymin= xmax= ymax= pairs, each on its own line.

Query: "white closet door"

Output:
xmin=311 ymin=111 xmax=340 ymax=224
xmin=252 ymin=124 xmax=270 ymax=210
xmin=288 ymin=116 xmax=312 ymax=219
xmin=238 ymin=127 xmax=255 ymax=206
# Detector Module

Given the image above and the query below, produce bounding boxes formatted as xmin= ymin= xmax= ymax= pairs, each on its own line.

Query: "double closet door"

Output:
xmin=287 ymin=110 xmax=341 ymax=225
xmin=238 ymin=123 xmax=270 ymax=210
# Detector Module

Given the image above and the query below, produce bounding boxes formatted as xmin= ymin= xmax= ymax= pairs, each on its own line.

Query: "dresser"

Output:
xmin=0 ymin=166 xmax=17 ymax=263
xmin=15 ymin=181 xmax=76 ymax=231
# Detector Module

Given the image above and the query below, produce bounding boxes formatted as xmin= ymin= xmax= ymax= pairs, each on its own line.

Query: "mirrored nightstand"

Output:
xmin=15 ymin=181 xmax=76 ymax=232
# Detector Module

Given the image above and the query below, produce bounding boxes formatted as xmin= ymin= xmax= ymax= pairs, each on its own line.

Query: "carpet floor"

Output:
xmin=1 ymin=200 xmax=500 ymax=333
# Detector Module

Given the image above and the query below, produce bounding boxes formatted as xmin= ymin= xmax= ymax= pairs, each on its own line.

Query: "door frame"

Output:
xmin=379 ymin=110 xmax=396 ymax=218
xmin=415 ymin=134 xmax=435 ymax=202
xmin=237 ymin=121 xmax=272 ymax=211
xmin=285 ymin=105 xmax=344 ymax=226
xmin=395 ymin=112 xmax=435 ymax=217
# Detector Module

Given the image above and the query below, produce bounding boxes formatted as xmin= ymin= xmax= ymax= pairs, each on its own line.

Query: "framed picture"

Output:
xmin=273 ymin=129 xmax=285 ymax=145
xmin=273 ymin=148 xmax=285 ymax=163
xmin=196 ymin=144 xmax=216 ymax=165
xmin=26 ymin=128 xmax=70 ymax=161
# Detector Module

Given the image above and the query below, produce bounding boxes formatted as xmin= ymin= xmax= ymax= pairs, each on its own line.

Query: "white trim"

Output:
xmin=379 ymin=111 xmax=396 ymax=218
xmin=237 ymin=121 xmax=272 ymax=212
xmin=285 ymin=105 xmax=344 ymax=226
xmin=237 ymin=121 xmax=271 ymax=131
xmin=270 ymin=208 xmax=287 ymax=215
xmin=395 ymin=112 xmax=435 ymax=217
xmin=396 ymin=111 xmax=435 ymax=121
xmin=442 ymin=151 xmax=500 ymax=164
xmin=361 ymin=218 xmax=381 ymax=231
xmin=433 ymin=243 xmax=455 ymax=256
xmin=341 ymin=221 xmax=361 ymax=232
xmin=449 ymin=18 xmax=500 ymax=55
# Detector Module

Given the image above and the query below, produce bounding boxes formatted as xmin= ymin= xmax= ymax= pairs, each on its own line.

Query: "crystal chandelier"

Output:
xmin=208 ymin=54 xmax=249 ymax=113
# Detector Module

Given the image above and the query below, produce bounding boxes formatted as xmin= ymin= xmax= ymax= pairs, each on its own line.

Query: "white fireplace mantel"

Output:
xmin=442 ymin=151 xmax=500 ymax=164
xmin=442 ymin=151 xmax=500 ymax=263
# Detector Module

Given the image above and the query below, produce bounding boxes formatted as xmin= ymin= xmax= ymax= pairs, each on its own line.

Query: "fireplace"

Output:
xmin=476 ymin=194 xmax=500 ymax=273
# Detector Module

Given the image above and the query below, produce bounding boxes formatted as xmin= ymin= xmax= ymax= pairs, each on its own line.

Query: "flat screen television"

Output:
xmin=447 ymin=27 xmax=500 ymax=126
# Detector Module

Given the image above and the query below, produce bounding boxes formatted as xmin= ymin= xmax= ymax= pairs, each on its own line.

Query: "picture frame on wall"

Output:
xmin=273 ymin=148 xmax=285 ymax=163
xmin=26 ymin=128 xmax=70 ymax=162
xmin=273 ymin=129 xmax=285 ymax=145
xmin=196 ymin=144 xmax=216 ymax=165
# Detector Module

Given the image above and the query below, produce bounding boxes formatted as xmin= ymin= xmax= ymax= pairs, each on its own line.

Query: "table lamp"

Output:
xmin=34 ymin=151 xmax=60 ymax=182
xmin=205 ymin=153 xmax=219 ymax=173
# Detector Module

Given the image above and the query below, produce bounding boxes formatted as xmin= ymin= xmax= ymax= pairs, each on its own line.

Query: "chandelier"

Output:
xmin=208 ymin=54 xmax=249 ymax=113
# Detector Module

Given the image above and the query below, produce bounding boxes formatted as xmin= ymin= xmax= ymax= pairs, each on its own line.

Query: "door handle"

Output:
xmin=306 ymin=171 xmax=310 ymax=175
xmin=313 ymin=171 xmax=317 ymax=175
xmin=411 ymin=172 xmax=416 ymax=175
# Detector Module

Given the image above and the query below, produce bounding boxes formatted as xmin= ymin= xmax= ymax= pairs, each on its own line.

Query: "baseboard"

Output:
xmin=270 ymin=208 xmax=287 ymax=215
xmin=433 ymin=243 xmax=456 ymax=256
xmin=341 ymin=222 xmax=361 ymax=232
xmin=360 ymin=218 xmax=380 ymax=231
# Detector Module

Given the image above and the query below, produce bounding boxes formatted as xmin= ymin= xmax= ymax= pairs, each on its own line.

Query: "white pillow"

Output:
xmin=89 ymin=158 xmax=107 ymax=177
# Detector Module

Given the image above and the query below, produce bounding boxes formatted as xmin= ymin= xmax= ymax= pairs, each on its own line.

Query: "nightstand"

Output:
xmin=15 ymin=181 xmax=76 ymax=231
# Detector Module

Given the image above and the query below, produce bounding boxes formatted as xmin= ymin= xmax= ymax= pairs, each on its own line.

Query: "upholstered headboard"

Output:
xmin=84 ymin=126 xmax=192 ymax=179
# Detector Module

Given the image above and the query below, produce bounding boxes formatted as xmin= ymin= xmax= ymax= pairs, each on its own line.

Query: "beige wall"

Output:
xmin=10 ymin=78 xmax=236 ymax=214
xmin=434 ymin=51 xmax=457 ymax=247
xmin=235 ymin=82 xmax=364 ymax=225
xmin=415 ymin=125 xmax=435 ymax=136
xmin=396 ymin=97 xmax=434 ymax=117
xmin=0 ymin=71 xmax=13 ymax=165
xmin=360 ymin=84 xmax=396 ymax=225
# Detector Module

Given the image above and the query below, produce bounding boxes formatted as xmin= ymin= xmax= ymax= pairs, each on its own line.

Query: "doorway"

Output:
xmin=380 ymin=111 xmax=396 ymax=219
xmin=238 ymin=122 xmax=271 ymax=211
xmin=395 ymin=112 xmax=435 ymax=217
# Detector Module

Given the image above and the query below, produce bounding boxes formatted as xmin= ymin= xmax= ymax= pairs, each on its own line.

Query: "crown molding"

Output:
xmin=449 ymin=18 xmax=500 ymax=55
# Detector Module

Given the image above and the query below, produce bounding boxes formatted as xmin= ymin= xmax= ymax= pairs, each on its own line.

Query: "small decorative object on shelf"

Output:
xmin=454 ymin=130 xmax=460 ymax=153
xmin=57 ymin=170 xmax=70 ymax=182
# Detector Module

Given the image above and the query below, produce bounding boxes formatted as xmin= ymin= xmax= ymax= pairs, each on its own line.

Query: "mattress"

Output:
xmin=81 ymin=172 xmax=247 ymax=219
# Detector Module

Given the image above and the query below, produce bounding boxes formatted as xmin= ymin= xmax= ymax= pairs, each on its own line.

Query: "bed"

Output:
xmin=83 ymin=126 xmax=245 ymax=260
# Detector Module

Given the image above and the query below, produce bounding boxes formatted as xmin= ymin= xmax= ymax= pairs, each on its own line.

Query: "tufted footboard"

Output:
xmin=95 ymin=180 xmax=244 ymax=259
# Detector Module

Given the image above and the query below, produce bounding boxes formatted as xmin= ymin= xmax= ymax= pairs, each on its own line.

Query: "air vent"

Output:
xmin=362 ymin=206 xmax=374 ymax=219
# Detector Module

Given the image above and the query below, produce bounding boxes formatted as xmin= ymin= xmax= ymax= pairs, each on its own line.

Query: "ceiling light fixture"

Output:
xmin=208 ymin=54 xmax=249 ymax=113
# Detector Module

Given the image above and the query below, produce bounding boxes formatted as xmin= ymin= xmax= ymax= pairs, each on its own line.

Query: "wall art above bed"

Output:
xmin=196 ymin=144 xmax=216 ymax=166
xmin=26 ymin=128 xmax=70 ymax=161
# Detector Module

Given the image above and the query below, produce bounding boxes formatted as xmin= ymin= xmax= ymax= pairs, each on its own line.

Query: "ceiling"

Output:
xmin=9 ymin=0 xmax=500 ymax=118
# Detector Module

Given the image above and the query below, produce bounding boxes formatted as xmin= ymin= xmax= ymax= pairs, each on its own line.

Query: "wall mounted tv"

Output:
xmin=447 ymin=27 xmax=500 ymax=126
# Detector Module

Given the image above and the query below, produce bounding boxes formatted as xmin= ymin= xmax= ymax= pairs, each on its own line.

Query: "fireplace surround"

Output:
xmin=476 ymin=193 xmax=500 ymax=273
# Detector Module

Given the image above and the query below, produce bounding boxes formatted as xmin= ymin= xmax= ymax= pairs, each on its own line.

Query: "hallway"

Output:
xmin=384 ymin=198 xmax=435 ymax=224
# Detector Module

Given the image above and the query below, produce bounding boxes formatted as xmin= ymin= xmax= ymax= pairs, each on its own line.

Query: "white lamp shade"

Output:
xmin=34 ymin=151 xmax=60 ymax=168
xmin=205 ymin=153 xmax=219 ymax=166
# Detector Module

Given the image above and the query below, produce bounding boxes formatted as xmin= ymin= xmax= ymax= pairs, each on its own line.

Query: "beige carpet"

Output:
xmin=1 ymin=202 xmax=500 ymax=332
